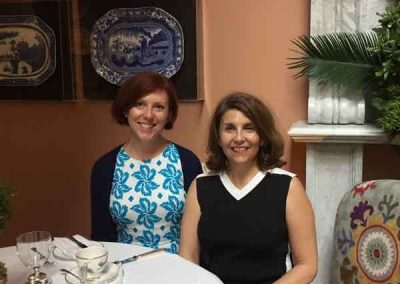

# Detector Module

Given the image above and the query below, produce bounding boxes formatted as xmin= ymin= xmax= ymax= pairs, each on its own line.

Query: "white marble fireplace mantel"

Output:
xmin=293 ymin=1 xmax=394 ymax=281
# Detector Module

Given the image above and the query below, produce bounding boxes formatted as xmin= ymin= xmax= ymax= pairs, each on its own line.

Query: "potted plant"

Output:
xmin=287 ymin=0 xmax=400 ymax=135
xmin=0 ymin=180 xmax=13 ymax=283
xmin=0 ymin=262 xmax=6 ymax=284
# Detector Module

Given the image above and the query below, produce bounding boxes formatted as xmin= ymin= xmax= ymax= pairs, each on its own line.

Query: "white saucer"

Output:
xmin=64 ymin=263 xmax=123 ymax=284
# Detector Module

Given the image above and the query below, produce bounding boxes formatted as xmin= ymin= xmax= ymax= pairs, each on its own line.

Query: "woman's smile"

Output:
xmin=231 ymin=146 xmax=250 ymax=152
xmin=137 ymin=121 xmax=156 ymax=130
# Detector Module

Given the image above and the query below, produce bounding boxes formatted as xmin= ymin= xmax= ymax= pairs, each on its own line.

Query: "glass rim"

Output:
xmin=75 ymin=246 xmax=108 ymax=260
xmin=16 ymin=230 xmax=52 ymax=242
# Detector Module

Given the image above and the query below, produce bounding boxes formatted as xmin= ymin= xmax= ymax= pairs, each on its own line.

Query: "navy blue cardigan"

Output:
xmin=90 ymin=143 xmax=202 ymax=242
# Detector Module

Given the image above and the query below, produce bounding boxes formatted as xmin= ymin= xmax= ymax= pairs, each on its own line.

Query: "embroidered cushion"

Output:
xmin=333 ymin=180 xmax=400 ymax=284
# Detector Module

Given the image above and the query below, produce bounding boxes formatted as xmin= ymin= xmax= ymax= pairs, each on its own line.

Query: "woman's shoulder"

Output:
xmin=93 ymin=145 xmax=122 ymax=169
xmin=195 ymin=171 xmax=221 ymax=182
xmin=172 ymin=142 xmax=199 ymax=159
xmin=171 ymin=142 xmax=202 ymax=170
xmin=266 ymin=168 xmax=298 ymax=190
xmin=267 ymin=167 xmax=297 ymax=177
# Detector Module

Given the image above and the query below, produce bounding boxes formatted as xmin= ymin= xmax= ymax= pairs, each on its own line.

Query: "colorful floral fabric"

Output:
xmin=109 ymin=143 xmax=185 ymax=253
xmin=333 ymin=180 xmax=400 ymax=283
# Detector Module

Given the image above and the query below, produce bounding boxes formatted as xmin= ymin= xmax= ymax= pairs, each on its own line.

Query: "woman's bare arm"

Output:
xmin=274 ymin=177 xmax=318 ymax=284
xmin=179 ymin=181 xmax=201 ymax=264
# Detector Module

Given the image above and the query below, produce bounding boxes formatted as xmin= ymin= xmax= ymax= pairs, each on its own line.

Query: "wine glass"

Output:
xmin=16 ymin=231 xmax=53 ymax=284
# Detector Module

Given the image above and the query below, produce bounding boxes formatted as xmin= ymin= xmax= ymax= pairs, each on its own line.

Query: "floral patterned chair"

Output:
xmin=333 ymin=180 xmax=400 ymax=284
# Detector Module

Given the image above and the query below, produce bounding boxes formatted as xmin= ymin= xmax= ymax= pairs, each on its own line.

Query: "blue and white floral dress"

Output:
xmin=109 ymin=143 xmax=185 ymax=253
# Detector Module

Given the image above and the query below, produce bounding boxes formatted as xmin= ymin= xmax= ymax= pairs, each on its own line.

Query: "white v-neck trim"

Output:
xmin=220 ymin=171 xmax=266 ymax=200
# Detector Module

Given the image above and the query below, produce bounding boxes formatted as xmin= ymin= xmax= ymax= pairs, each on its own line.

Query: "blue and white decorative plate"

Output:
xmin=0 ymin=15 xmax=56 ymax=86
xmin=90 ymin=7 xmax=184 ymax=85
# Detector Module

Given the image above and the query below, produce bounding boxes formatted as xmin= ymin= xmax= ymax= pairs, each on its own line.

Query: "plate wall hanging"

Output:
xmin=90 ymin=7 xmax=184 ymax=85
xmin=0 ymin=15 xmax=56 ymax=86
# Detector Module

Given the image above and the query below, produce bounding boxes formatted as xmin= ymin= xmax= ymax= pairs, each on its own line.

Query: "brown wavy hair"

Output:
xmin=206 ymin=92 xmax=286 ymax=172
xmin=112 ymin=72 xmax=178 ymax=129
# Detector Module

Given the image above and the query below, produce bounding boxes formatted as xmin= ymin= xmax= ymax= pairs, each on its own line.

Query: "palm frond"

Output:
xmin=288 ymin=32 xmax=383 ymax=91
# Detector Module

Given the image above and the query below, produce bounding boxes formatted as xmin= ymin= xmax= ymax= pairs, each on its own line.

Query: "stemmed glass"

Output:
xmin=16 ymin=231 xmax=53 ymax=284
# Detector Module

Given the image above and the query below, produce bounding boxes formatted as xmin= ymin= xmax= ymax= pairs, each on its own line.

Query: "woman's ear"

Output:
xmin=164 ymin=111 xmax=173 ymax=129
xmin=260 ymin=140 xmax=268 ymax=150
xmin=124 ymin=112 xmax=129 ymax=125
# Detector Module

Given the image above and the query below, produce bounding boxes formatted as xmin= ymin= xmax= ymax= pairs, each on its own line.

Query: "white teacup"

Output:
xmin=75 ymin=246 xmax=108 ymax=279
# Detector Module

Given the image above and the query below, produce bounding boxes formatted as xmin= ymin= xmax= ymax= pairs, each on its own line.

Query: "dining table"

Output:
xmin=0 ymin=241 xmax=223 ymax=283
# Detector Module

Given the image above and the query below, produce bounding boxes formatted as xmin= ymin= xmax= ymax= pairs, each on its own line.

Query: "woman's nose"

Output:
xmin=233 ymin=131 xmax=244 ymax=142
xmin=143 ymin=107 xmax=153 ymax=118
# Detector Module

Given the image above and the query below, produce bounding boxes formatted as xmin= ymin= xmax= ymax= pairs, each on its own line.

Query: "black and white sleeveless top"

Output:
xmin=197 ymin=168 xmax=295 ymax=284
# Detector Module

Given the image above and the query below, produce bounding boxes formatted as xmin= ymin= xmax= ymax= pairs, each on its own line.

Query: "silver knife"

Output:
xmin=68 ymin=236 xmax=88 ymax=248
xmin=114 ymin=248 xmax=165 ymax=265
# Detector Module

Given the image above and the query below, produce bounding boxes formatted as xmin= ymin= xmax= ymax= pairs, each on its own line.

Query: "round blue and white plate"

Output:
xmin=90 ymin=7 xmax=184 ymax=85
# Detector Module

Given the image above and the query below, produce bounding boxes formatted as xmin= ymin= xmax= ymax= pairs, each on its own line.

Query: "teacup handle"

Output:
xmin=79 ymin=263 xmax=89 ymax=283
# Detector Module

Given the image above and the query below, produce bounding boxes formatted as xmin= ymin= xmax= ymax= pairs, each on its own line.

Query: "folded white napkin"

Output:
xmin=53 ymin=238 xmax=79 ymax=259
xmin=53 ymin=234 xmax=100 ymax=259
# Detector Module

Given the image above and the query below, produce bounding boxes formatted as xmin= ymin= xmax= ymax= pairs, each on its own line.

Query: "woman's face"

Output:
xmin=127 ymin=90 xmax=169 ymax=142
xmin=219 ymin=109 xmax=260 ymax=169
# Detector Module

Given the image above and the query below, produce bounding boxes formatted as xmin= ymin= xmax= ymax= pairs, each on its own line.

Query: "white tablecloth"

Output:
xmin=0 ymin=242 xmax=223 ymax=283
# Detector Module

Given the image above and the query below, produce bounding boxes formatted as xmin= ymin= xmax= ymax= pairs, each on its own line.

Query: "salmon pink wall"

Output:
xmin=195 ymin=0 xmax=310 ymax=176
xmin=0 ymin=0 xmax=311 ymax=246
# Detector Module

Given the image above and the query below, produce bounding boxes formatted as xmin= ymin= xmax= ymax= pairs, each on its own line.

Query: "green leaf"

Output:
xmin=0 ymin=180 xmax=13 ymax=231
xmin=371 ymin=97 xmax=387 ymax=111
xmin=287 ymin=32 xmax=382 ymax=92
xmin=376 ymin=97 xmax=400 ymax=132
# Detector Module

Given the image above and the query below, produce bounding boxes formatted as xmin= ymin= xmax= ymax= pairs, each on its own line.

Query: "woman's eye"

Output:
xmin=244 ymin=124 xmax=256 ymax=132
xmin=134 ymin=101 xmax=145 ymax=108
xmin=154 ymin=104 xmax=166 ymax=111
xmin=223 ymin=125 xmax=234 ymax=131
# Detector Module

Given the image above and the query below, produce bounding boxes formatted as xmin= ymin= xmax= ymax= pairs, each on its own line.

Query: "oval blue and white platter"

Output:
xmin=0 ymin=15 xmax=56 ymax=86
xmin=90 ymin=7 xmax=184 ymax=85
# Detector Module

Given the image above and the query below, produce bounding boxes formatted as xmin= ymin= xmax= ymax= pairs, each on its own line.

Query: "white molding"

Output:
xmin=308 ymin=86 xmax=365 ymax=124
xmin=288 ymin=121 xmax=399 ymax=144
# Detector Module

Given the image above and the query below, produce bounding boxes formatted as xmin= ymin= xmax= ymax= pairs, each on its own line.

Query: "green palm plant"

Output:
xmin=287 ymin=0 xmax=400 ymax=134
xmin=288 ymin=32 xmax=382 ymax=91
xmin=0 ymin=180 xmax=13 ymax=281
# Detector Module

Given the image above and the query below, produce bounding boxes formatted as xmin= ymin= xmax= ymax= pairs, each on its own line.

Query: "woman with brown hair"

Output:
xmin=91 ymin=72 xmax=202 ymax=253
xmin=180 ymin=92 xmax=317 ymax=283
